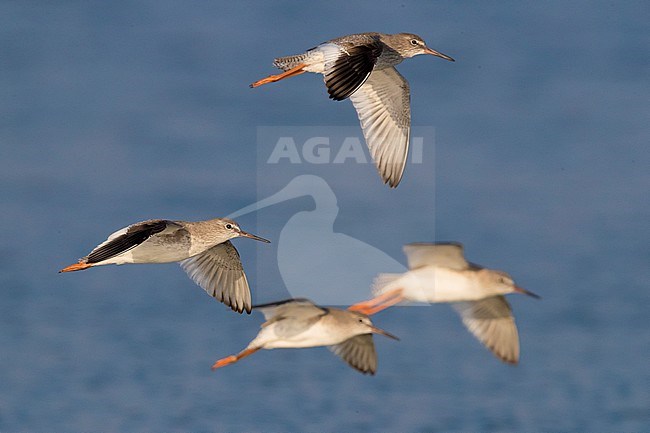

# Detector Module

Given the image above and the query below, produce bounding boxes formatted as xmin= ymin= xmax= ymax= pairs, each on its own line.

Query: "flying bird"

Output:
xmin=251 ymin=32 xmax=454 ymax=187
xmin=211 ymin=298 xmax=398 ymax=374
xmin=350 ymin=243 xmax=539 ymax=363
xmin=59 ymin=217 xmax=270 ymax=313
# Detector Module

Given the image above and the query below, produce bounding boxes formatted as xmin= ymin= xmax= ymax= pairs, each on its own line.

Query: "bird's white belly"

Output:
xmin=401 ymin=267 xmax=483 ymax=303
xmin=100 ymin=241 xmax=194 ymax=265
xmin=303 ymin=63 xmax=325 ymax=74
xmin=303 ymin=44 xmax=335 ymax=74
xmin=263 ymin=321 xmax=346 ymax=349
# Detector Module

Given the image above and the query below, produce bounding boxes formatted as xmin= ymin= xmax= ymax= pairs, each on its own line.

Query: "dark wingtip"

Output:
xmin=327 ymin=92 xmax=347 ymax=102
xmin=225 ymin=299 xmax=244 ymax=314
xmin=229 ymin=299 xmax=252 ymax=314
xmin=496 ymin=352 xmax=519 ymax=365
xmin=381 ymin=172 xmax=401 ymax=188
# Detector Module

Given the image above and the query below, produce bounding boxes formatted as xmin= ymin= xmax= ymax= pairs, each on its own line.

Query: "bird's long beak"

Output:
xmin=424 ymin=47 xmax=455 ymax=62
xmin=238 ymin=230 xmax=271 ymax=243
xmin=369 ymin=325 xmax=399 ymax=341
xmin=514 ymin=286 xmax=541 ymax=299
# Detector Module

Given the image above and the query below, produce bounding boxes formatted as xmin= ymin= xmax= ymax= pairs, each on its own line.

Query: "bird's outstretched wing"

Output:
xmin=329 ymin=334 xmax=378 ymax=374
xmin=180 ymin=241 xmax=252 ymax=314
xmin=253 ymin=298 xmax=327 ymax=323
xmin=403 ymin=242 xmax=468 ymax=270
xmin=349 ymin=67 xmax=411 ymax=187
xmin=86 ymin=219 xmax=178 ymax=264
xmin=452 ymin=296 xmax=520 ymax=364
xmin=321 ymin=41 xmax=383 ymax=101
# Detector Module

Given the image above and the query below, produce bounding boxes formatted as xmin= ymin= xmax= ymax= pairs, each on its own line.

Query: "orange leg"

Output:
xmin=211 ymin=347 xmax=260 ymax=371
xmin=250 ymin=63 xmax=307 ymax=88
xmin=348 ymin=288 xmax=404 ymax=316
xmin=59 ymin=262 xmax=92 ymax=273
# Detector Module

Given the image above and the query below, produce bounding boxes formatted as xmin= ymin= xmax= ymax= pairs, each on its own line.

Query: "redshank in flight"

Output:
xmin=211 ymin=298 xmax=398 ymax=374
xmin=251 ymin=32 xmax=454 ymax=188
xmin=349 ymin=243 xmax=539 ymax=363
xmin=59 ymin=217 xmax=270 ymax=313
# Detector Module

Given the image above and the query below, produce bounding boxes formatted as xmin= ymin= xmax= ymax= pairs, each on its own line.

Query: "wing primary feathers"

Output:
xmin=86 ymin=220 xmax=169 ymax=264
xmin=325 ymin=43 xmax=381 ymax=101
xmin=179 ymin=242 xmax=252 ymax=314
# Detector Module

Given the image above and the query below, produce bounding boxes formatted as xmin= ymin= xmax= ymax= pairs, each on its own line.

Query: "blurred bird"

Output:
xmin=349 ymin=243 xmax=540 ymax=363
xmin=211 ymin=298 xmax=398 ymax=374
xmin=59 ymin=217 xmax=270 ymax=313
xmin=251 ymin=32 xmax=454 ymax=187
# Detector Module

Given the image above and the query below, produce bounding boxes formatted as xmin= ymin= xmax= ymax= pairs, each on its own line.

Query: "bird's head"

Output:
xmin=482 ymin=269 xmax=540 ymax=298
xmin=394 ymin=33 xmax=455 ymax=62
xmin=219 ymin=218 xmax=271 ymax=243
xmin=347 ymin=311 xmax=399 ymax=340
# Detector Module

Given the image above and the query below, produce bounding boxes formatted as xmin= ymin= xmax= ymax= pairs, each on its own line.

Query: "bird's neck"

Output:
xmin=186 ymin=220 xmax=231 ymax=249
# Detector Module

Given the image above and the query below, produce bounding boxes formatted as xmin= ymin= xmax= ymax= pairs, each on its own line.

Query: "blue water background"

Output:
xmin=1 ymin=1 xmax=648 ymax=431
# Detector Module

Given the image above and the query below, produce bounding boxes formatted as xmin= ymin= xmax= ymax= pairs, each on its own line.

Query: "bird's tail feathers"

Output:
xmin=372 ymin=273 xmax=402 ymax=295
xmin=273 ymin=54 xmax=309 ymax=71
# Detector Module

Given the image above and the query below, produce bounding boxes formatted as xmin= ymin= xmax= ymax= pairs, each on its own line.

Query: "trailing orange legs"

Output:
xmin=59 ymin=262 xmax=92 ymax=273
xmin=348 ymin=288 xmax=405 ymax=316
xmin=250 ymin=63 xmax=307 ymax=88
xmin=211 ymin=347 xmax=260 ymax=370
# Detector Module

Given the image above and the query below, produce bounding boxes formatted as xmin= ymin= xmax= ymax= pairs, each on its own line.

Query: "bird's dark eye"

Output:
xmin=225 ymin=224 xmax=233 ymax=230
xmin=358 ymin=318 xmax=364 ymax=323
xmin=410 ymin=39 xmax=419 ymax=46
